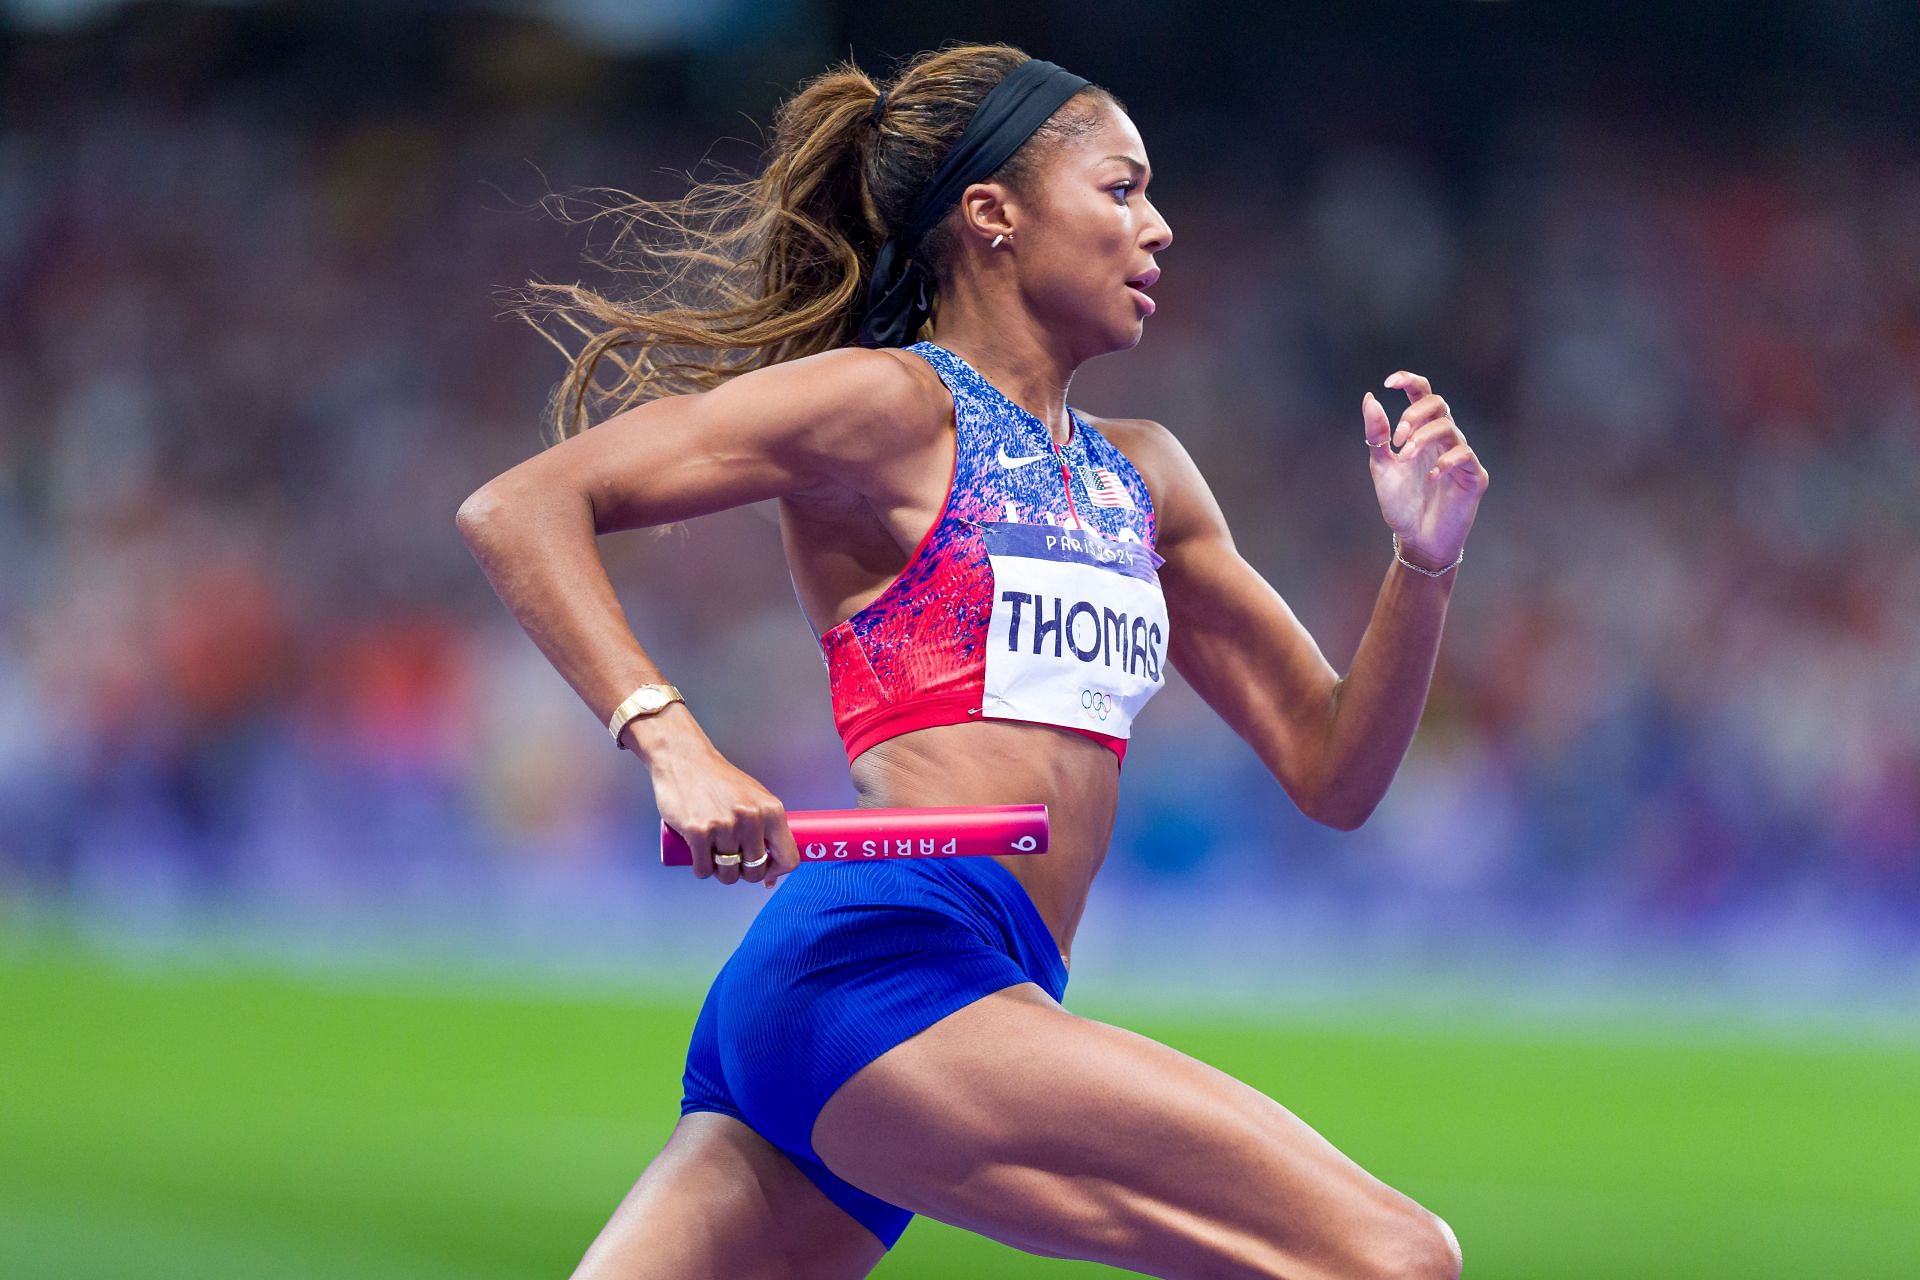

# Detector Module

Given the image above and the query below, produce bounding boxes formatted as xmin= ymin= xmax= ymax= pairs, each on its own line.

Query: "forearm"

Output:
xmin=455 ymin=478 xmax=713 ymax=766
xmin=1313 ymin=551 xmax=1457 ymax=829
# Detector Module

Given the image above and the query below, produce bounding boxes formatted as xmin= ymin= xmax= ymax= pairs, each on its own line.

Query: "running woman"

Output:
xmin=460 ymin=42 xmax=1486 ymax=1280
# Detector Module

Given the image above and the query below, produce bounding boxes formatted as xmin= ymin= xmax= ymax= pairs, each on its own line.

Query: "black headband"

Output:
xmin=855 ymin=58 xmax=1092 ymax=348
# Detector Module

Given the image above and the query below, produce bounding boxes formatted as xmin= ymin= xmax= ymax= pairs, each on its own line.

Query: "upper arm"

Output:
xmin=1127 ymin=418 xmax=1342 ymax=822
xmin=464 ymin=347 xmax=938 ymax=533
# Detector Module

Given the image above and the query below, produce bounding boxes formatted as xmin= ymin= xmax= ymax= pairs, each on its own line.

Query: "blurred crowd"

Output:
xmin=3 ymin=13 xmax=1916 ymax=991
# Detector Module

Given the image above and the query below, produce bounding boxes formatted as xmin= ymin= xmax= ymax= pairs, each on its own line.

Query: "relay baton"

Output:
xmin=659 ymin=803 xmax=1049 ymax=867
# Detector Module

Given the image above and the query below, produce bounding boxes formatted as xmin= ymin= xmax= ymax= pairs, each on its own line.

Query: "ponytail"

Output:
xmin=500 ymin=43 xmax=1116 ymax=448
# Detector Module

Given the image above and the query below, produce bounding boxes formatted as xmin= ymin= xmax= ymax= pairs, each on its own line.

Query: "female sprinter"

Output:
xmin=459 ymin=42 xmax=1486 ymax=1280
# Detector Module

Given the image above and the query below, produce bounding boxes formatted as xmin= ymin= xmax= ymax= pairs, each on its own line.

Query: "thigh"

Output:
xmin=810 ymin=984 xmax=1461 ymax=1280
xmin=571 ymin=1110 xmax=888 ymax=1280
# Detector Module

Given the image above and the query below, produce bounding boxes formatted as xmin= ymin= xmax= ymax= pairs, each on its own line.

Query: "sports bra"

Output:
xmin=792 ymin=341 xmax=1170 ymax=770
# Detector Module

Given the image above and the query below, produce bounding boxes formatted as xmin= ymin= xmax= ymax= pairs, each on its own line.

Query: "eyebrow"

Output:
xmin=1101 ymin=154 xmax=1151 ymax=179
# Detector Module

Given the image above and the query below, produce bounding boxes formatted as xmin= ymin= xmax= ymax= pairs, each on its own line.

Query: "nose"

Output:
xmin=1142 ymin=203 xmax=1172 ymax=253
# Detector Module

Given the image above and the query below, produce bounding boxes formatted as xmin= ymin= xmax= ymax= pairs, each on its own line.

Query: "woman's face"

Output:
xmin=1013 ymin=100 xmax=1173 ymax=356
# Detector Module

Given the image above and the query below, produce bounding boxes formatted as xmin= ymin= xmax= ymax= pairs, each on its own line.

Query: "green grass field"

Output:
xmin=4 ymin=943 xmax=1917 ymax=1278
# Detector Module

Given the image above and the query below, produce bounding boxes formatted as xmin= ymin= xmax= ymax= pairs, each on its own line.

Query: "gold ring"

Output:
xmin=712 ymin=852 xmax=743 ymax=866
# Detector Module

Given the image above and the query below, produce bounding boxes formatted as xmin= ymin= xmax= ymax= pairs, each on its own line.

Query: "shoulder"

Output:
xmin=1076 ymin=412 xmax=1228 ymax=551
xmin=761 ymin=346 xmax=952 ymax=456
xmin=727 ymin=345 xmax=947 ymax=432
xmin=1075 ymin=412 xmax=1179 ymax=506
xmin=1078 ymin=408 xmax=1179 ymax=453
xmin=696 ymin=345 xmax=953 ymax=496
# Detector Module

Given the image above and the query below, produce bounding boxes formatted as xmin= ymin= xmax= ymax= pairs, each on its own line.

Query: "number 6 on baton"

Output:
xmin=660 ymin=804 xmax=1050 ymax=867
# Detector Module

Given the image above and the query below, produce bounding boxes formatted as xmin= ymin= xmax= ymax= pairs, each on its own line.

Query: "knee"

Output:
xmin=1346 ymin=1204 xmax=1459 ymax=1280
xmin=1386 ymin=1208 xmax=1462 ymax=1280
xmin=1428 ymin=1211 xmax=1464 ymax=1278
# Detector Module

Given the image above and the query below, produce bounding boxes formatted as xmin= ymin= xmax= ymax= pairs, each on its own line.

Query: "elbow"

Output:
xmin=1276 ymin=770 xmax=1369 ymax=831
xmin=460 ymin=474 xmax=598 ymax=542
xmin=1309 ymin=681 xmax=1377 ymax=829
xmin=1312 ymin=800 xmax=1373 ymax=832
xmin=455 ymin=481 xmax=510 ymax=543
xmin=1304 ymin=774 xmax=1379 ymax=831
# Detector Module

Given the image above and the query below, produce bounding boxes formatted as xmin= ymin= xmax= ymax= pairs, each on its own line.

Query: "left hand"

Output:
xmin=1362 ymin=371 xmax=1489 ymax=569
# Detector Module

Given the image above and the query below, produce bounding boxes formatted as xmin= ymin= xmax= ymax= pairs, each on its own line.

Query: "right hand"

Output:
xmin=647 ymin=740 xmax=802 ymax=889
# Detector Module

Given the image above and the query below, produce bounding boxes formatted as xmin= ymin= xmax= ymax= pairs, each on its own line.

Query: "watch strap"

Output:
xmin=608 ymin=683 xmax=684 ymax=748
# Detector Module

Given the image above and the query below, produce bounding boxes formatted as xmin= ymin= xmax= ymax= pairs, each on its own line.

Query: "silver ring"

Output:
xmin=743 ymin=850 xmax=769 ymax=868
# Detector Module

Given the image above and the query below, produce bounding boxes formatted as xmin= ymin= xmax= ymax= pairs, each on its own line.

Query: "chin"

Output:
xmin=1078 ymin=327 xmax=1140 ymax=360
xmin=1057 ymin=306 xmax=1146 ymax=359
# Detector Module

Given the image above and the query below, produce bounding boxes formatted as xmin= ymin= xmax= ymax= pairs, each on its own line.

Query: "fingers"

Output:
xmin=703 ymin=811 xmax=748 ymax=885
xmin=1373 ymin=371 xmax=1445 ymax=443
xmin=1380 ymin=373 xmax=1446 ymax=449
xmin=663 ymin=762 xmax=792 ymax=888
xmin=763 ymin=809 xmax=802 ymax=890
xmin=1401 ymin=416 xmax=1464 ymax=462
xmin=1384 ymin=370 xmax=1431 ymax=400
xmin=686 ymin=827 xmax=717 ymax=881
xmin=1361 ymin=392 xmax=1393 ymax=448
xmin=1372 ymin=372 xmax=1483 ymax=482
xmin=1429 ymin=441 xmax=1490 ymax=488
xmin=710 ymin=831 xmax=741 ymax=885
xmin=1392 ymin=395 xmax=1450 ymax=449
xmin=693 ymin=803 xmax=790 ymax=888
xmin=737 ymin=808 xmax=768 ymax=885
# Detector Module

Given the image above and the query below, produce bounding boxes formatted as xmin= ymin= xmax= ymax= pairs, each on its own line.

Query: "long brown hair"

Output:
xmin=500 ymin=42 xmax=1118 ymax=449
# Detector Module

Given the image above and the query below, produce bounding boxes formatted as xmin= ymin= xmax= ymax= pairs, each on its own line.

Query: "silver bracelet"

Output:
xmin=1393 ymin=532 xmax=1462 ymax=577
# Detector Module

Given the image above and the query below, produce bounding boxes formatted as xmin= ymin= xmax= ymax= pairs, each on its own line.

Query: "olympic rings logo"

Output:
xmin=1081 ymin=689 xmax=1113 ymax=721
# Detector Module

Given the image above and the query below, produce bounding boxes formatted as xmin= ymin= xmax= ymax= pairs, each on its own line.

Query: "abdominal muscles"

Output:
xmin=847 ymin=719 xmax=1121 ymax=958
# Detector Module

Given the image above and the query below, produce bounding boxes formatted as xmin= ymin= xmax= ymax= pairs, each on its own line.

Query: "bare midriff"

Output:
xmin=848 ymin=719 xmax=1121 ymax=973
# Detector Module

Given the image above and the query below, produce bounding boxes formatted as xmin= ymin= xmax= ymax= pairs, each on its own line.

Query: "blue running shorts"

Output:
xmin=678 ymin=852 xmax=1070 ymax=1250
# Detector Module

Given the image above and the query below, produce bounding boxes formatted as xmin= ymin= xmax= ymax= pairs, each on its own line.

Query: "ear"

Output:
xmin=957 ymin=180 xmax=1018 ymax=246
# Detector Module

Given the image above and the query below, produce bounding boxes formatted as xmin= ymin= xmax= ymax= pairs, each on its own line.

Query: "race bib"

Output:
xmin=979 ymin=521 xmax=1169 ymax=738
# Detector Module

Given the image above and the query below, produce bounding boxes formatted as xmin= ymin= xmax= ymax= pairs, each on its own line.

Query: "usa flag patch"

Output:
xmin=1080 ymin=466 xmax=1137 ymax=509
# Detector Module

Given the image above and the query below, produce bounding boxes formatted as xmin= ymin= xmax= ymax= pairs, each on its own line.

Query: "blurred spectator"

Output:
xmin=1 ymin=7 xmax=1915 ymax=996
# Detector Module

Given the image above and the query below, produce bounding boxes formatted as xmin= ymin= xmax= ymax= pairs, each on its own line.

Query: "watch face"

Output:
xmin=636 ymin=688 xmax=667 ymax=712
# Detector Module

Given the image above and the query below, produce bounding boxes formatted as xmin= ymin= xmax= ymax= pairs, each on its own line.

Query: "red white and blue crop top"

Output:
xmin=793 ymin=341 xmax=1169 ymax=771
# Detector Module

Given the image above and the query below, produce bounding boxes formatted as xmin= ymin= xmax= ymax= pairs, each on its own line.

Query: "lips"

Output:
xmin=1125 ymin=266 xmax=1161 ymax=317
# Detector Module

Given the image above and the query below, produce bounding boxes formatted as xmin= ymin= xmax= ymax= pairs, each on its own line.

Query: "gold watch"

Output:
xmin=608 ymin=683 xmax=684 ymax=749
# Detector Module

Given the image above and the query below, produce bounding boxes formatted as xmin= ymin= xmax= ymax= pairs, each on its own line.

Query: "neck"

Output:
xmin=927 ymin=299 xmax=1079 ymax=447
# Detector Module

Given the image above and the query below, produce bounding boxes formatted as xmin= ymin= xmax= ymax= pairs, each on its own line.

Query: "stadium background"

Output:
xmin=3 ymin=1 xmax=1916 ymax=1275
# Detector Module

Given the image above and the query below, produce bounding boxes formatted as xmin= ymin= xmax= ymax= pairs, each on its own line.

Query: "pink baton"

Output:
xmin=659 ymin=803 xmax=1049 ymax=867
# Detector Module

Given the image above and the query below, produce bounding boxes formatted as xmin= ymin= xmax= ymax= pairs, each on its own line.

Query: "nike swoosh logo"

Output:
xmin=997 ymin=444 xmax=1048 ymax=469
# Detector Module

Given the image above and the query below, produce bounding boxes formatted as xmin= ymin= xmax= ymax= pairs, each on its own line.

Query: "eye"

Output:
xmin=1109 ymin=182 xmax=1134 ymax=203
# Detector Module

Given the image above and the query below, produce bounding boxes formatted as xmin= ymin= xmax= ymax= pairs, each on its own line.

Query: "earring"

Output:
xmin=990 ymin=233 xmax=1008 ymax=249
